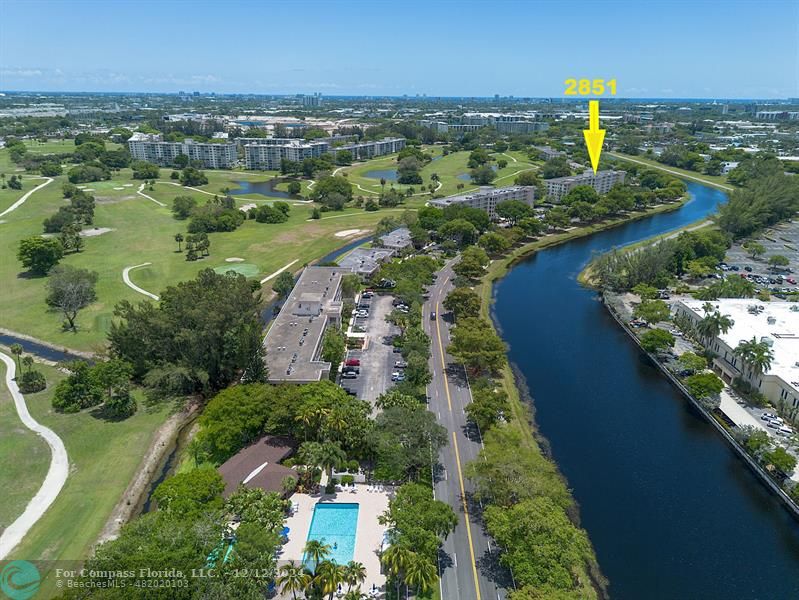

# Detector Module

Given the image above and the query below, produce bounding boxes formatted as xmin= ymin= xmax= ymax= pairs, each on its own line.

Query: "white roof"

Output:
xmin=681 ymin=299 xmax=799 ymax=391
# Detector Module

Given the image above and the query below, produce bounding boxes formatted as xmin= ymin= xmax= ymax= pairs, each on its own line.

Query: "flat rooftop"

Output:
xmin=377 ymin=227 xmax=412 ymax=249
xmin=263 ymin=266 xmax=350 ymax=383
xmin=338 ymin=247 xmax=394 ymax=275
xmin=680 ymin=299 xmax=799 ymax=393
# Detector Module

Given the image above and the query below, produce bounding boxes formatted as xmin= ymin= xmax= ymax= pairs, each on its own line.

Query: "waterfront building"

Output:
xmin=329 ymin=137 xmax=406 ymax=161
xmin=429 ymin=186 xmax=536 ymax=219
xmin=545 ymin=169 xmax=626 ymax=202
xmin=263 ymin=266 xmax=350 ymax=383
xmin=337 ymin=247 xmax=394 ymax=279
xmin=244 ymin=139 xmax=329 ymax=170
xmin=128 ymin=132 xmax=237 ymax=169
xmin=675 ymin=299 xmax=799 ymax=412
xmin=374 ymin=227 xmax=413 ymax=252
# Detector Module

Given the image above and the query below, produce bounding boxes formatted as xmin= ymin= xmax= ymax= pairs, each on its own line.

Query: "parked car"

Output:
xmin=392 ymin=347 xmax=403 ymax=353
xmin=356 ymin=310 xmax=369 ymax=318
xmin=788 ymin=278 xmax=797 ymax=285
xmin=744 ymin=266 xmax=753 ymax=272
xmin=342 ymin=366 xmax=360 ymax=375
xmin=394 ymin=360 xmax=408 ymax=368
xmin=761 ymin=412 xmax=776 ymax=421
xmin=730 ymin=265 xmax=740 ymax=271
xmin=341 ymin=371 xmax=358 ymax=379
xmin=345 ymin=358 xmax=361 ymax=366
xmin=391 ymin=372 xmax=405 ymax=382
xmin=778 ymin=426 xmax=793 ymax=436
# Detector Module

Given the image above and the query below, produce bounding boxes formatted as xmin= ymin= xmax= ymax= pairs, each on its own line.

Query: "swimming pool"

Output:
xmin=303 ymin=503 xmax=359 ymax=567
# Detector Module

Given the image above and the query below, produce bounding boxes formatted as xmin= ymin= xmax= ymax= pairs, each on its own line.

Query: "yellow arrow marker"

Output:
xmin=583 ymin=99 xmax=605 ymax=174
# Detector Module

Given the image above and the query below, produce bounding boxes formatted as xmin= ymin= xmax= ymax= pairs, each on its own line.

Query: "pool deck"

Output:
xmin=278 ymin=484 xmax=391 ymax=595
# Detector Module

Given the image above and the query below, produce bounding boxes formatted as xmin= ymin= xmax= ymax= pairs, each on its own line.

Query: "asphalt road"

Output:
xmin=425 ymin=260 xmax=509 ymax=600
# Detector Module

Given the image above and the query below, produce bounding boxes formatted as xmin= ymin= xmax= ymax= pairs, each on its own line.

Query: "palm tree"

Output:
xmin=343 ymin=561 xmax=366 ymax=592
xmin=735 ymin=336 xmax=774 ymax=380
xmin=696 ymin=310 xmax=733 ymax=347
xmin=174 ymin=233 xmax=183 ymax=252
xmin=343 ymin=590 xmax=365 ymax=600
xmin=318 ymin=441 xmax=346 ymax=480
xmin=323 ymin=408 xmax=349 ymax=440
xmin=22 ymin=356 xmax=34 ymax=373
xmin=314 ymin=560 xmax=347 ymax=599
xmin=404 ymin=553 xmax=437 ymax=595
xmin=303 ymin=539 xmax=332 ymax=574
xmin=10 ymin=344 xmax=23 ymax=374
xmin=381 ymin=545 xmax=412 ymax=598
xmin=276 ymin=561 xmax=312 ymax=600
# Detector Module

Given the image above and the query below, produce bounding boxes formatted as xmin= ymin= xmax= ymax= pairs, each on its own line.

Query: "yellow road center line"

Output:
xmin=452 ymin=431 xmax=482 ymax=600
xmin=435 ymin=302 xmax=453 ymax=412
xmin=435 ymin=291 xmax=481 ymax=600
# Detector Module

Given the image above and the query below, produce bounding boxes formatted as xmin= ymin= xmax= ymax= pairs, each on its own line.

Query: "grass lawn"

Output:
xmin=6 ymin=361 xmax=171 ymax=596
xmin=0 ymin=360 xmax=50 ymax=530
xmin=0 ymin=155 xmax=410 ymax=352
xmin=337 ymin=146 xmax=537 ymax=200
xmin=609 ymin=152 xmax=733 ymax=190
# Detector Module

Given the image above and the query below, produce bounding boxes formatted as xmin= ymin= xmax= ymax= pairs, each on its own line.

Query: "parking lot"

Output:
xmin=339 ymin=293 xmax=402 ymax=405
xmin=726 ymin=221 xmax=799 ymax=273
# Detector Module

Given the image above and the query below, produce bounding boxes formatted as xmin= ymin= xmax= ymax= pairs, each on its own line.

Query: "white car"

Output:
xmin=761 ymin=412 xmax=776 ymax=421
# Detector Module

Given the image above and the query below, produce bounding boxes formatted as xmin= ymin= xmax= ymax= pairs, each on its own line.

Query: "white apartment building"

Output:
xmin=675 ymin=299 xmax=799 ymax=415
xmin=545 ymin=169 xmax=626 ymax=202
xmin=330 ymin=137 xmax=406 ymax=161
xmin=429 ymin=186 xmax=536 ymax=219
xmin=128 ymin=133 xmax=238 ymax=169
xmin=244 ymin=140 xmax=329 ymax=170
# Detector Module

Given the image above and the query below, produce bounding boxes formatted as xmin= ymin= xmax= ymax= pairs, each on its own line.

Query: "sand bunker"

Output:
xmin=225 ymin=257 xmax=245 ymax=263
xmin=80 ymin=227 xmax=115 ymax=237
xmin=239 ymin=203 xmax=257 ymax=212
xmin=335 ymin=229 xmax=366 ymax=238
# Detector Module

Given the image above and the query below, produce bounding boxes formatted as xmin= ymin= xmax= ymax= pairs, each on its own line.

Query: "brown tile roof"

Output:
xmin=218 ymin=436 xmax=297 ymax=497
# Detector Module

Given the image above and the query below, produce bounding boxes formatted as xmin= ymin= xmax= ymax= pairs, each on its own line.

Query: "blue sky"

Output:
xmin=1 ymin=0 xmax=797 ymax=98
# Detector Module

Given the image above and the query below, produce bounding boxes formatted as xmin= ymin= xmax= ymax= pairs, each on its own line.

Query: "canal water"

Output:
xmin=492 ymin=182 xmax=799 ymax=599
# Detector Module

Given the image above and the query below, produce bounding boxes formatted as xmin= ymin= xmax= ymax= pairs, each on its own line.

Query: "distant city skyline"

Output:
xmin=0 ymin=0 xmax=797 ymax=99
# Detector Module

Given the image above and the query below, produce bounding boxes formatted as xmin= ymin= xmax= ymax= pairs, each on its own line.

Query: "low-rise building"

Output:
xmin=375 ymin=227 xmax=413 ymax=252
xmin=337 ymin=247 xmax=394 ymax=279
xmin=675 ymin=299 xmax=799 ymax=413
xmin=534 ymin=146 xmax=565 ymax=161
xmin=263 ymin=266 xmax=350 ymax=383
xmin=545 ymin=169 xmax=626 ymax=202
xmin=217 ymin=436 xmax=297 ymax=497
xmin=128 ymin=132 xmax=237 ymax=169
xmin=429 ymin=186 xmax=536 ymax=219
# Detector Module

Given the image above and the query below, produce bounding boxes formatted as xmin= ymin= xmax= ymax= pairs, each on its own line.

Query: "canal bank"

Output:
xmin=488 ymin=182 xmax=799 ymax=599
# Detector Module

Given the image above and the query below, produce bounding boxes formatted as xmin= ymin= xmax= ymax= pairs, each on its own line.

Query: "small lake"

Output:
xmin=363 ymin=168 xmax=397 ymax=182
xmin=228 ymin=179 xmax=291 ymax=199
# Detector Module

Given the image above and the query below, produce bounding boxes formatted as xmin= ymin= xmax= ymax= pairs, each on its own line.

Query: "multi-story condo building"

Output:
xmin=301 ymin=93 xmax=323 ymax=107
xmin=244 ymin=140 xmax=329 ymax=170
xmin=429 ymin=186 xmax=536 ymax=219
xmin=534 ymin=146 xmax=565 ymax=161
xmin=128 ymin=133 xmax=238 ymax=169
xmin=242 ymin=137 xmax=404 ymax=170
xmin=545 ymin=169 xmax=626 ymax=202
xmin=330 ymin=137 xmax=406 ymax=161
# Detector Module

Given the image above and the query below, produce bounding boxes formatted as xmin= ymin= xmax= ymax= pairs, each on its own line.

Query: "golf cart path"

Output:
xmin=260 ymin=259 xmax=299 ymax=284
xmin=0 ymin=177 xmax=53 ymax=219
xmin=0 ymin=351 xmax=69 ymax=560
xmin=136 ymin=183 xmax=167 ymax=206
xmin=122 ymin=263 xmax=160 ymax=300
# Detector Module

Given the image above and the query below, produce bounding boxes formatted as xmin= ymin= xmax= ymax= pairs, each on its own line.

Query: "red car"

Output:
xmin=788 ymin=278 xmax=796 ymax=285
xmin=345 ymin=358 xmax=361 ymax=366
